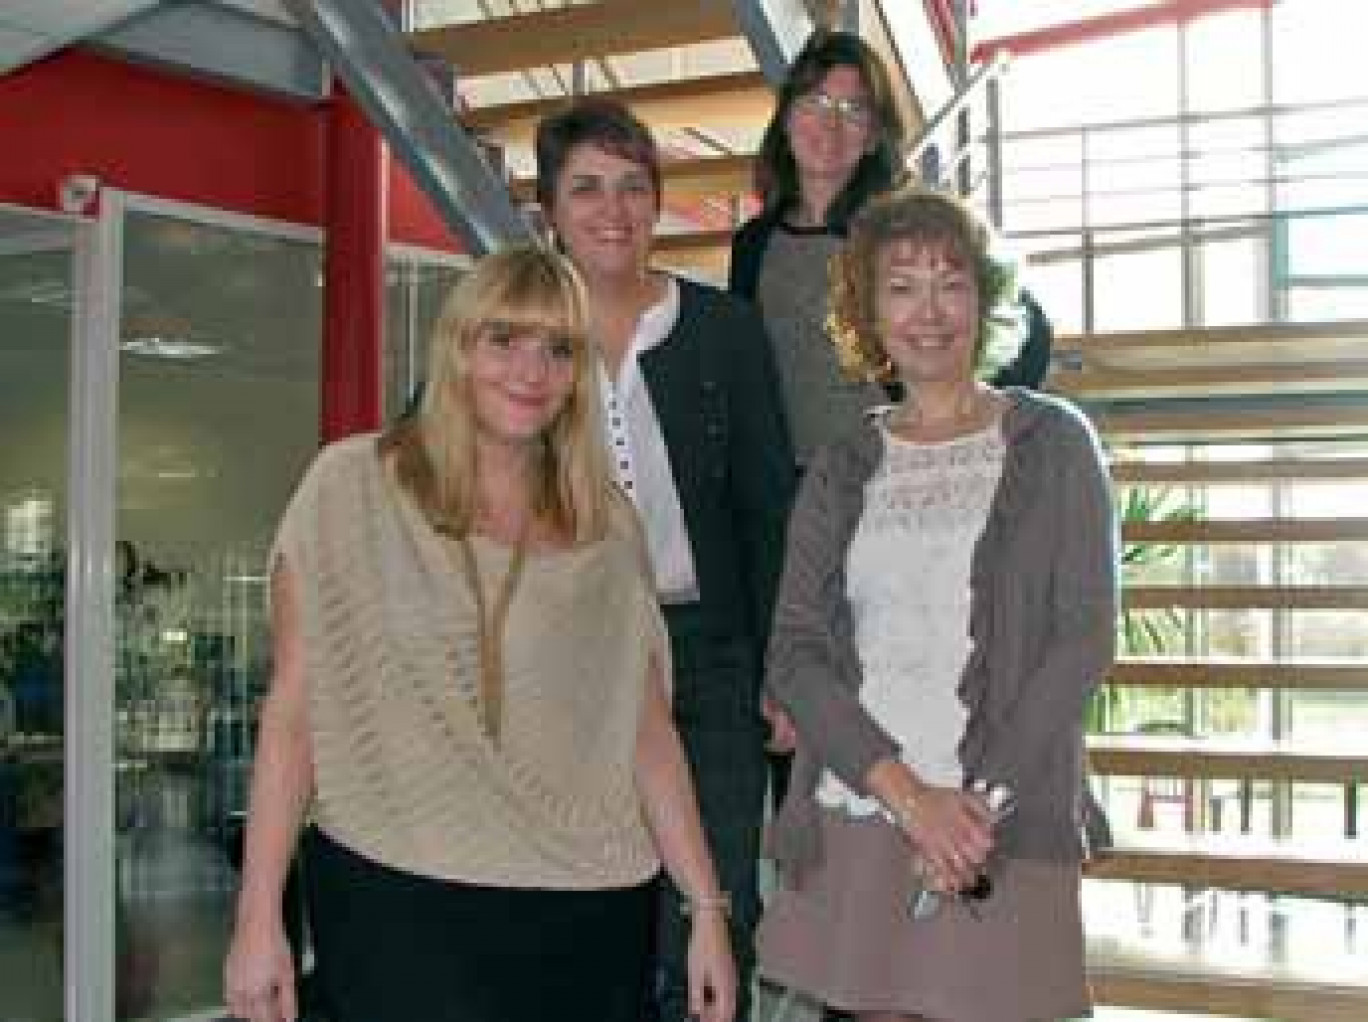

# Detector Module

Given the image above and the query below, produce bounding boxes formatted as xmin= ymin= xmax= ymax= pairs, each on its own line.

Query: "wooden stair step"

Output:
xmin=408 ymin=0 xmax=740 ymax=79
xmin=1087 ymin=833 xmax=1368 ymax=897
xmin=1089 ymin=962 xmax=1368 ymax=1022
xmin=464 ymin=71 xmax=772 ymax=147
xmin=1111 ymin=457 xmax=1368 ymax=484
xmin=1121 ymin=517 xmax=1368 ymax=543
xmin=1106 ymin=657 xmax=1368 ymax=691
xmin=1087 ymin=734 xmax=1368 ymax=784
xmin=1123 ymin=584 xmax=1368 ymax=610
xmin=510 ymin=153 xmax=753 ymax=204
xmin=1058 ymin=320 xmax=1368 ymax=371
xmin=1090 ymin=401 xmax=1368 ymax=442
xmin=1055 ymin=359 xmax=1368 ymax=400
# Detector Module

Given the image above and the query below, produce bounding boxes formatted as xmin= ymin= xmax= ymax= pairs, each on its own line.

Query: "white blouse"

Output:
xmin=815 ymin=414 xmax=1005 ymax=817
xmin=597 ymin=276 xmax=700 ymax=604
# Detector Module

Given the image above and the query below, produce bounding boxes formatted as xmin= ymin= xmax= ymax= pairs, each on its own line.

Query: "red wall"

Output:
xmin=0 ymin=48 xmax=460 ymax=251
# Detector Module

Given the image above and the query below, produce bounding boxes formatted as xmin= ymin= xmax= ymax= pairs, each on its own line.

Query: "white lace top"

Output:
xmin=815 ymin=412 xmax=1005 ymax=816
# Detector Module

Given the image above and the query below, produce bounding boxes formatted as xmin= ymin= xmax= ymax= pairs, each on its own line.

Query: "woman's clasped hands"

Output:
xmin=894 ymin=778 xmax=995 ymax=896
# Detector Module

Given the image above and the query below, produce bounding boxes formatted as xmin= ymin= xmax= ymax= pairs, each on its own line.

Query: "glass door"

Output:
xmin=0 ymin=206 xmax=76 ymax=1020
xmin=111 ymin=200 xmax=322 ymax=1021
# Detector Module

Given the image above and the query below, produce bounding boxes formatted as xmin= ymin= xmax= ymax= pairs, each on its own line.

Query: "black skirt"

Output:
xmin=302 ymin=827 xmax=654 ymax=1022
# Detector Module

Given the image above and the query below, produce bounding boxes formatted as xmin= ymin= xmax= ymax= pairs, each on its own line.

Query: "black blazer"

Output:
xmin=640 ymin=277 xmax=796 ymax=658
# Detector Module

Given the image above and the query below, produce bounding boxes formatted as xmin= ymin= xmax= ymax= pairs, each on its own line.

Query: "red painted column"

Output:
xmin=321 ymin=84 xmax=386 ymax=441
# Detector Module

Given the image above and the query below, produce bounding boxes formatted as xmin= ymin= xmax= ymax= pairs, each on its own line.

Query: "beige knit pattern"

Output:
xmin=272 ymin=434 xmax=664 ymax=889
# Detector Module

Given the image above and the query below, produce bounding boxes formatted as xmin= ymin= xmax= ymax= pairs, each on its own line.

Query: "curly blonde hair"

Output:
xmin=826 ymin=185 xmax=1022 ymax=385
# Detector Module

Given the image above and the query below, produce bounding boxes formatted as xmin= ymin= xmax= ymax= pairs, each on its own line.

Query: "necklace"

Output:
xmin=455 ymin=522 xmax=529 ymax=746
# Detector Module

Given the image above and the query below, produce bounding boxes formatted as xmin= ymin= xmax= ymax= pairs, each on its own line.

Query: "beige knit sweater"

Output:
xmin=272 ymin=433 xmax=664 ymax=889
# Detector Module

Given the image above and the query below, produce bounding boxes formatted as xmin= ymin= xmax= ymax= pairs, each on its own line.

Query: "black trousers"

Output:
xmin=303 ymin=828 xmax=652 ymax=1022
xmin=652 ymin=615 xmax=769 ymax=1022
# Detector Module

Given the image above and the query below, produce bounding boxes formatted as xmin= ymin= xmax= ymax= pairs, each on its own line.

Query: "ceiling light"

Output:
xmin=120 ymin=336 xmax=223 ymax=359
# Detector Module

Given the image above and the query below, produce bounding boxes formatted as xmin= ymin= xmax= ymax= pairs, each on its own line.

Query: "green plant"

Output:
xmin=1117 ymin=485 xmax=1200 ymax=655
xmin=1086 ymin=484 xmax=1202 ymax=734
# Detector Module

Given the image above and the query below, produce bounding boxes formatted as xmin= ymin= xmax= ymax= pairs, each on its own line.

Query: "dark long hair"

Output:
xmin=754 ymin=30 xmax=908 ymax=231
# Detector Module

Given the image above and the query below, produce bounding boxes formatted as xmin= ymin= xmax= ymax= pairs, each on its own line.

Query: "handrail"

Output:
xmin=283 ymin=0 xmax=529 ymax=254
xmin=905 ymin=49 xmax=1010 ymax=224
xmin=906 ymin=49 xmax=1010 ymax=167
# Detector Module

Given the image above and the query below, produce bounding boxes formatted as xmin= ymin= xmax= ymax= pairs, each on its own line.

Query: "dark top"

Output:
xmin=729 ymin=208 xmax=1054 ymax=391
xmin=640 ymin=277 xmax=797 ymax=670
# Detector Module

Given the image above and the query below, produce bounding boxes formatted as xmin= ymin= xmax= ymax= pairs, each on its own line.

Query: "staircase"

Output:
xmin=389 ymin=4 xmax=1368 ymax=1021
xmin=1057 ymin=327 xmax=1368 ymax=1021
xmin=399 ymin=0 xmax=935 ymax=272
xmin=184 ymin=3 xmax=1363 ymax=1020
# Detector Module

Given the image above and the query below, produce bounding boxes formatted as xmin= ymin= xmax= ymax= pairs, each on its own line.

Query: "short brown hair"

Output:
xmin=534 ymin=98 xmax=661 ymax=212
xmin=827 ymin=185 xmax=1020 ymax=384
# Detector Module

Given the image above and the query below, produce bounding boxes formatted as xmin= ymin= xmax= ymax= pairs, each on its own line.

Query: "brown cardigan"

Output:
xmin=765 ymin=389 xmax=1117 ymax=877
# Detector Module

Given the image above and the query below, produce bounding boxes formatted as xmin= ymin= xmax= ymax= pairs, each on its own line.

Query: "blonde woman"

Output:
xmin=224 ymin=246 xmax=734 ymax=1022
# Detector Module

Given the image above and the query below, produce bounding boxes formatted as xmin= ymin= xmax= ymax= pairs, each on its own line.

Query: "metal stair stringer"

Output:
xmin=283 ymin=0 xmax=529 ymax=255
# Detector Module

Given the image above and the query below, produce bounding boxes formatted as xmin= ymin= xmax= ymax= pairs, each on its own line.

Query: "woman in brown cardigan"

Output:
xmin=758 ymin=186 xmax=1116 ymax=1022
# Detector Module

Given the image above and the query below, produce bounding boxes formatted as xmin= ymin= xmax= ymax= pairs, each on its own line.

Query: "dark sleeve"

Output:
xmin=728 ymin=216 xmax=769 ymax=301
xmin=723 ymin=298 xmax=798 ymax=654
xmin=766 ymin=446 xmax=900 ymax=790
xmin=977 ymin=408 xmax=1118 ymax=787
xmin=990 ymin=289 xmax=1053 ymax=390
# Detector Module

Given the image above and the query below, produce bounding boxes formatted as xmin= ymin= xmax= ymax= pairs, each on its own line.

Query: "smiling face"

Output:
xmin=465 ymin=325 xmax=576 ymax=451
xmin=546 ymin=143 xmax=658 ymax=282
xmin=785 ymin=64 xmax=875 ymax=193
xmin=876 ymin=236 xmax=981 ymax=387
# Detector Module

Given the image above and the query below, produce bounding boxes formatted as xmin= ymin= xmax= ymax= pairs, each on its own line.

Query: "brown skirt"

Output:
xmin=757 ymin=809 xmax=1090 ymax=1022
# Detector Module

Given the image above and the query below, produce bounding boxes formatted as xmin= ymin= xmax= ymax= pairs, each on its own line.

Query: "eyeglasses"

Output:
xmin=793 ymin=90 xmax=874 ymax=128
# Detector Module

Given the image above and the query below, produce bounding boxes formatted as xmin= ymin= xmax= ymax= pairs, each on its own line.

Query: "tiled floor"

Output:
xmin=5 ymin=835 xmax=1365 ymax=1020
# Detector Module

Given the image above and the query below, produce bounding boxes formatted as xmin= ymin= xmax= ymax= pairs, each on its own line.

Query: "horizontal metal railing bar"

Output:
xmin=999 ymin=93 xmax=1368 ymax=144
xmin=1012 ymin=202 xmax=1367 ymax=248
xmin=1002 ymin=129 xmax=1368 ymax=177
xmin=905 ymin=49 xmax=1010 ymax=165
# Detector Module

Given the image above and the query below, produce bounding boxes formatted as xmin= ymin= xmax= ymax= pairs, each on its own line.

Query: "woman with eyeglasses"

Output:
xmin=732 ymin=29 xmax=1054 ymax=468
xmin=757 ymin=184 xmax=1115 ymax=1022
xmin=731 ymin=31 xmax=1055 ymax=770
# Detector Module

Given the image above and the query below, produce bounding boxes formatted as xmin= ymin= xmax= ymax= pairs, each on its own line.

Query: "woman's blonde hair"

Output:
xmin=381 ymin=244 xmax=616 ymax=543
xmin=827 ymin=184 xmax=1022 ymax=385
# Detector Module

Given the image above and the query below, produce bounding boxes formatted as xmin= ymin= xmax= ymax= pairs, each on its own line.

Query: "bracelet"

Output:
xmin=680 ymin=890 xmax=731 ymax=918
xmin=890 ymin=791 xmax=921 ymax=833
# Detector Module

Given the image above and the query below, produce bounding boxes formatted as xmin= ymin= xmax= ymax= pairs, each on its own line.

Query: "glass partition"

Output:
xmin=113 ymin=207 xmax=321 ymax=1020
xmin=0 ymin=208 xmax=74 ymax=1021
xmin=383 ymin=252 xmax=465 ymax=420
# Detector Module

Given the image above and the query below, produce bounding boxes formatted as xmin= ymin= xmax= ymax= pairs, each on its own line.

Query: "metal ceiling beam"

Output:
xmin=283 ymin=0 xmax=529 ymax=255
xmin=730 ymin=0 xmax=814 ymax=85
xmin=90 ymin=1 xmax=328 ymax=103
